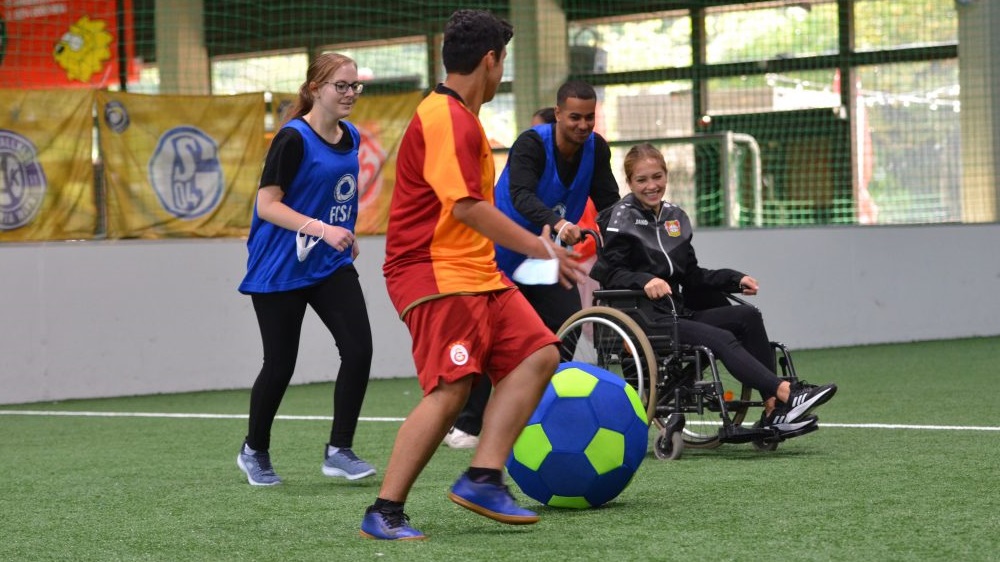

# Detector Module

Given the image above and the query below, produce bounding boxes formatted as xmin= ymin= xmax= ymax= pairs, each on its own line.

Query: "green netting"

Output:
xmin=0 ymin=0 xmax=993 ymax=238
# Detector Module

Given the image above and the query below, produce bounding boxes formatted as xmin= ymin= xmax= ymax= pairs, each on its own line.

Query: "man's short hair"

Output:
xmin=442 ymin=10 xmax=514 ymax=75
xmin=556 ymin=80 xmax=597 ymax=106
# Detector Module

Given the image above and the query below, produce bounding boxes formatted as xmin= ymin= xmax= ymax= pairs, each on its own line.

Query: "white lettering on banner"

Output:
xmin=8 ymin=1 xmax=68 ymax=22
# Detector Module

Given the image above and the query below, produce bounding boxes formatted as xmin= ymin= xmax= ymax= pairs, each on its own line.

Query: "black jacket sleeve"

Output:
xmin=598 ymin=234 xmax=659 ymax=290
xmin=589 ymin=206 xmax=658 ymax=290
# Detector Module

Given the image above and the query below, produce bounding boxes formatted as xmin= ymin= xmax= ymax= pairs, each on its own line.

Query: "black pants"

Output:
xmin=245 ymin=266 xmax=373 ymax=451
xmin=672 ymin=304 xmax=782 ymax=398
xmin=452 ymin=375 xmax=491 ymax=435
xmin=452 ymin=282 xmax=580 ymax=435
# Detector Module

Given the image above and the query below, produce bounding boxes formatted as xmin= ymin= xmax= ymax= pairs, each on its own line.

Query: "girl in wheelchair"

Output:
xmin=589 ymin=143 xmax=837 ymax=437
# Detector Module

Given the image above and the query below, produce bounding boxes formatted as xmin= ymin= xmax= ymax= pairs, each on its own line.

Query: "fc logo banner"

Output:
xmin=148 ymin=126 xmax=223 ymax=219
xmin=0 ymin=130 xmax=47 ymax=230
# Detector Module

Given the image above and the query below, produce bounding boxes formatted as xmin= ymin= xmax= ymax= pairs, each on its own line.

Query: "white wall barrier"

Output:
xmin=2 ymin=223 xmax=999 ymax=405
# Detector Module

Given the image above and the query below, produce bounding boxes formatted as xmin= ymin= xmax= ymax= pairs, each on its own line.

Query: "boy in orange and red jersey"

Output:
xmin=360 ymin=9 xmax=581 ymax=541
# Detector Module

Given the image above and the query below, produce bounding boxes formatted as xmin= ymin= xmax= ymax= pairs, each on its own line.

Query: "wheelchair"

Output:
xmin=556 ymin=246 xmax=804 ymax=461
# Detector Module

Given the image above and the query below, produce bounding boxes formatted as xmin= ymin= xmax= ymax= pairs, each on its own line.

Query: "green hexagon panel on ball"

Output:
xmin=506 ymin=361 xmax=648 ymax=508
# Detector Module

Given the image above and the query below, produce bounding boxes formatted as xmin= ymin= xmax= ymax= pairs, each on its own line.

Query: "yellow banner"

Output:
xmin=98 ymin=91 xmax=265 ymax=238
xmin=271 ymin=91 xmax=424 ymax=234
xmin=0 ymin=89 xmax=97 ymax=241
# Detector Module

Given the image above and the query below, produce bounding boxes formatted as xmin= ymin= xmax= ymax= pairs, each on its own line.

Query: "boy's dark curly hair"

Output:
xmin=442 ymin=9 xmax=514 ymax=75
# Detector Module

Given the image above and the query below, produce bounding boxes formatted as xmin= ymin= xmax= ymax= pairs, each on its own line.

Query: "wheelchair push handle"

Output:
xmin=580 ymin=228 xmax=601 ymax=249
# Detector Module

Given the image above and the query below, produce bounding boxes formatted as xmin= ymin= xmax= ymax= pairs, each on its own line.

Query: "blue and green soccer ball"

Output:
xmin=506 ymin=361 xmax=648 ymax=508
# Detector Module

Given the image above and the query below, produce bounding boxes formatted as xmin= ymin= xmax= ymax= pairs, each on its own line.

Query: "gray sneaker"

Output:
xmin=322 ymin=447 xmax=376 ymax=480
xmin=237 ymin=443 xmax=282 ymax=486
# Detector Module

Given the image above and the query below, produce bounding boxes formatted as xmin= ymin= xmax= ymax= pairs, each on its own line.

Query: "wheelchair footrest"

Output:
xmin=717 ymin=424 xmax=778 ymax=444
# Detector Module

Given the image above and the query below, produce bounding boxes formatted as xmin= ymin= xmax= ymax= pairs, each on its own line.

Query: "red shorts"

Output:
xmin=403 ymin=289 xmax=559 ymax=396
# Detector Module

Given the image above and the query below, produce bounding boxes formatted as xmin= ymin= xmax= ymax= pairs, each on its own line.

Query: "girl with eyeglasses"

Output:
xmin=236 ymin=52 xmax=376 ymax=486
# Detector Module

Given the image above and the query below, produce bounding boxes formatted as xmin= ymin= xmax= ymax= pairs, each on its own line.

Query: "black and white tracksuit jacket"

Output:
xmin=590 ymin=193 xmax=744 ymax=314
xmin=590 ymin=194 xmax=783 ymax=397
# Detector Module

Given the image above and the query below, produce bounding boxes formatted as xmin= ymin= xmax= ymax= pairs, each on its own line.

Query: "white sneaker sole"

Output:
xmin=442 ymin=435 xmax=480 ymax=449
xmin=770 ymin=417 xmax=818 ymax=433
xmin=322 ymin=465 xmax=376 ymax=480
xmin=237 ymin=454 xmax=282 ymax=486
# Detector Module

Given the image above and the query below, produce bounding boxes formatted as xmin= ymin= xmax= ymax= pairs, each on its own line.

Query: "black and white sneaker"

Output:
xmin=785 ymin=382 xmax=837 ymax=422
xmin=757 ymin=408 xmax=819 ymax=438
xmin=791 ymin=379 xmax=818 ymax=391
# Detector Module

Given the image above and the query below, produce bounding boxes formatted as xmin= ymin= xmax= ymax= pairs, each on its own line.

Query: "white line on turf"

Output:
xmin=0 ymin=410 xmax=997 ymax=431
xmin=678 ymin=420 xmax=1000 ymax=431
xmin=0 ymin=410 xmax=405 ymax=422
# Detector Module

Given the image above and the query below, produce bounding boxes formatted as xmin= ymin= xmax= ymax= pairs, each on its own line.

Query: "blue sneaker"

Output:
xmin=360 ymin=508 xmax=426 ymax=540
xmin=322 ymin=447 xmax=376 ymax=480
xmin=448 ymin=473 xmax=539 ymax=525
xmin=237 ymin=443 xmax=282 ymax=486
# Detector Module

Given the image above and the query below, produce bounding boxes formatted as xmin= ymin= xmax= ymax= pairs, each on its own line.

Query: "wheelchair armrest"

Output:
xmin=593 ymin=289 xmax=646 ymax=301
xmin=592 ymin=289 xmax=682 ymax=349
xmin=682 ymin=287 xmax=760 ymax=313
xmin=592 ymin=289 xmax=651 ymax=311
xmin=593 ymin=289 xmax=678 ymax=314
xmin=722 ymin=292 xmax=760 ymax=312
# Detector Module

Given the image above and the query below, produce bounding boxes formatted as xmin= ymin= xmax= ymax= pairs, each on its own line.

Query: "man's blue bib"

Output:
xmin=494 ymin=124 xmax=595 ymax=276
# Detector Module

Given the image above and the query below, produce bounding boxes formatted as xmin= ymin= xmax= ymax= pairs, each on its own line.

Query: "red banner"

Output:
xmin=0 ymin=0 xmax=136 ymax=88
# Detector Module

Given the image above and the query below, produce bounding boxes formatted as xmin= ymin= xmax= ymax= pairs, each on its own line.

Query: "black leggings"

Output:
xmin=245 ymin=266 xmax=373 ymax=451
xmin=671 ymin=304 xmax=782 ymax=398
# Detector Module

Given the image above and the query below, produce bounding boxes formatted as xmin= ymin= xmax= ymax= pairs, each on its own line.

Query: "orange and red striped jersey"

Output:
xmin=383 ymin=87 xmax=513 ymax=318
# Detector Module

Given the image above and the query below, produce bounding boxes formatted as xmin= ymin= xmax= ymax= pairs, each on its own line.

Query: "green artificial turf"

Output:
xmin=2 ymin=337 xmax=998 ymax=561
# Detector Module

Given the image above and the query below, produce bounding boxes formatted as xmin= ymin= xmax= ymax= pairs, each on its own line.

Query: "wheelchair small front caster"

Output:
xmin=654 ymin=413 xmax=685 ymax=460
xmin=753 ymin=416 xmax=819 ymax=451
xmin=654 ymin=428 xmax=684 ymax=460
xmin=751 ymin=437 xmax=779 ymax=452
xmin=750 ymin=423 xmax=780 ymax=451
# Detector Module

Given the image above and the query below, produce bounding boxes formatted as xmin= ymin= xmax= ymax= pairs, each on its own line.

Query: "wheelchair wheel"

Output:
xmin=664 ymin=361 xmax=752 ymax=450
xmin=683 ymin=369 xmax=753 ymax=449
xmin=557 ymin=306 xmax=658 ymax=425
